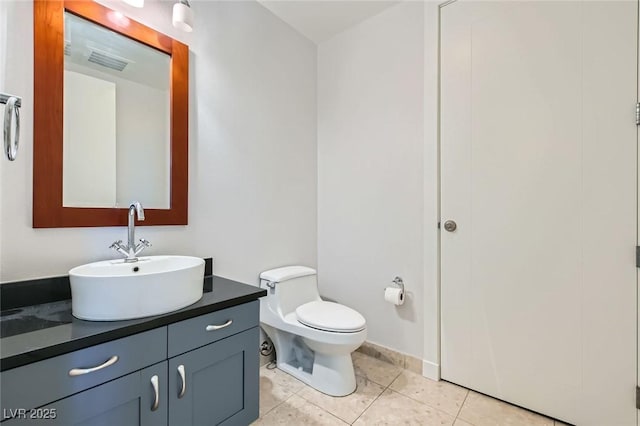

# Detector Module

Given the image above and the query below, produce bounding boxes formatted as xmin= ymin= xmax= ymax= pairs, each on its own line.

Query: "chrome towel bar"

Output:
xmin=0 ymin=93 xmax=21 ymax=107
xmin=1 ymin=92 xmax=21 ymax=161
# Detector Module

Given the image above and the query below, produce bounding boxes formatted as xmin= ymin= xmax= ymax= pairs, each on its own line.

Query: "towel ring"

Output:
xmin=3 ymin=96 xmax=20 ymax=161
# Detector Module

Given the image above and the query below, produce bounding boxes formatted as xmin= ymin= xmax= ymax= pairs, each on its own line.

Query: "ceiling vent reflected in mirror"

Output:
xmin=87 ymin=49 xmax=130 ymax=72
xmin=64 ymin=12 xmax=167 ymax=90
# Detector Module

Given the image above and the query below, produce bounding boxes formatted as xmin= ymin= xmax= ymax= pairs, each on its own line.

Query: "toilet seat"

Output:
xmin=296 ymin=301 xmax=366 ymax=333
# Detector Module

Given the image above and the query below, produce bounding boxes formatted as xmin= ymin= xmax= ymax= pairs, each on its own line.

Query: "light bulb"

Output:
xmin=172 ymin=1 xmax=193 ymax=32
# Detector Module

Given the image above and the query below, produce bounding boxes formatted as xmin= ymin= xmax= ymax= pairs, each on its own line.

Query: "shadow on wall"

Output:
xmin=323 ymin=292 xmax=416 ymax=322
xmin=397 ymin=291 xmax=416 ymax=322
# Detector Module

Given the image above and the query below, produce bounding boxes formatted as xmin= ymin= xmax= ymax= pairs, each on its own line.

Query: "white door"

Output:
xmin=440 ymin=2 xmax=637 ymax=425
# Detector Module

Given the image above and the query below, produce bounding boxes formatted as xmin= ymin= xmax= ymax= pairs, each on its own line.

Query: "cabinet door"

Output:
xmin=139 ymin=362 xmax=169 ymax=426
xmin=169 ymin=327 xmax=259 ymax=426
xmin=3 ymin=362 xmax=168 ymax=426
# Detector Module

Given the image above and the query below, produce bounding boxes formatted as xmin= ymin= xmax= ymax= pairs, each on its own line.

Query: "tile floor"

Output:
xmin=253 ymin=352 xmax=567 ymax=426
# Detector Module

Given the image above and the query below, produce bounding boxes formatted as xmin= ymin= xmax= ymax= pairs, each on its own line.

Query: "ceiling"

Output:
xmin=257 ymin=0 xmax=400 ymax=44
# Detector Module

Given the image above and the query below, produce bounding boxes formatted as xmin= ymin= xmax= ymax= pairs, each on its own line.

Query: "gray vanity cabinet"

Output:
xmin=168 ymin=327 xmax=259 ymax=426
xmin=4 ymin=362 xmax=168 ymax=426
xmin=1 ymin=300 xmax=260 ymax=426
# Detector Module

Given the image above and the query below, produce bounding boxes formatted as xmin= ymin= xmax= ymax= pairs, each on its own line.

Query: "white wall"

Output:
xmin=317 ymin=2 xmax=425 ymax=358
xmin=63 ymin=70 xmax=117 ymax=208
xmin=186 ymin=0 xmax=317 ymax=282
xmin=0 ymin=0 xmax=317 ymax=284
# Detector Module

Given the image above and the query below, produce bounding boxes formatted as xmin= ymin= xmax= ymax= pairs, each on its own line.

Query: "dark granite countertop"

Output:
xmin=0 ymin=275 xmax=266 ymax=371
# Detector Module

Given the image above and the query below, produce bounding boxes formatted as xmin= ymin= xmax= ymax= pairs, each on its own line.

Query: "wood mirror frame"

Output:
xmin=33 ymin=0 xmax=188 ymax=228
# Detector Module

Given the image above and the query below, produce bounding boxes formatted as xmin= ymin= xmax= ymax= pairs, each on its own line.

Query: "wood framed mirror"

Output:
xmin=33 ymin=0 xmax=188 ymax=228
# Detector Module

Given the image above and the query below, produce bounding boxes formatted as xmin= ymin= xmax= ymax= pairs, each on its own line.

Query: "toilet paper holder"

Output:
xmin=391 ymin=276 xmax=404 ymax=292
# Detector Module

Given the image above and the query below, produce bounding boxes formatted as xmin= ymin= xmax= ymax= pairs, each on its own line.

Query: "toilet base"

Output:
xmin=277 ymin=352 xmax=356 ymax=397
xmin=260 ymin=323 xmax=361 ymax=397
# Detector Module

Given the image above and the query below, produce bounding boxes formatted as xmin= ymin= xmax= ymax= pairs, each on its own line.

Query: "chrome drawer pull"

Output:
xmin=205 ymin=319 xmax=233 ymax=331
xmin=68 ymin=355 xmax=119 ymax=377
xmin=177 ymin=365 xmax=186 ymax=398
xmin=150 ymin=375 xmax=160 ymax=411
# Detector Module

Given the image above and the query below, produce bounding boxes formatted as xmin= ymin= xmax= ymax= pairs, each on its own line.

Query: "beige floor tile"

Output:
xmin=458 ymin=391 xmax=554 ymax=426
xmin=298 ymin=375 xmax=385 ymax=424
xmin=454 ymin=419 xmax=474 ymax=426
xmin=353 ymin=389 xmax=455 ymax=426
xmin=389 ymin=370 xmax=468 ymax=417
xmin=352 ymin=352 xmax=403 ymax=387
xmin=259 ymin=366 xmax=306 ymax=416
xmin=253 ymin=394 xmax=348 ymax=426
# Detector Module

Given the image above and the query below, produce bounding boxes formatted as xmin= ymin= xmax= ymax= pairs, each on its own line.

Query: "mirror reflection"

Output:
xmin=63 ymin=12 xmax=170 ymax=209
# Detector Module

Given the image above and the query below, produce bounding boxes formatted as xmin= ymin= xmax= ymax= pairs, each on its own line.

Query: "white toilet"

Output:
xmin=259 ymin=266 xmax=367 ymax=396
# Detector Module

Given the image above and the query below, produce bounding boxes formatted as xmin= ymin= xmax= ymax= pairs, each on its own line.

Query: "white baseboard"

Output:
xmin=422 ymin=359 xmax=440 ymax=381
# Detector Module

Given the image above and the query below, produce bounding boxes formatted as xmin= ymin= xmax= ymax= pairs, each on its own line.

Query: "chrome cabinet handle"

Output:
xmin=68 ymin=355 xmax=119 ymax=376
xmin=205 ymin=319 xmax=233 ymax=331
xmin=177 ymin=365 xmax=186 ymax=398
xmin=150 ymin=375 xmax=160 ymax=411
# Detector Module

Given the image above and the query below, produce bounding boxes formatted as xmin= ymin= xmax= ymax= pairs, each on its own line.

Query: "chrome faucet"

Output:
xmin=109 ymin=202 xmax=151 ymax=262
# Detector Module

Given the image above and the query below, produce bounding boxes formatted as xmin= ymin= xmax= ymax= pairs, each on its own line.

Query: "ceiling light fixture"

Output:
xmin=172 ymin=0 xmax=193 ymax=32
xmin=122 ymin=0 xmax=144 ymax=8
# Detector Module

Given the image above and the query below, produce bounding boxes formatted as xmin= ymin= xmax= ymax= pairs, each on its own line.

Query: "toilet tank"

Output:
xmin=260 ymin=266 xmax=321 ymax=317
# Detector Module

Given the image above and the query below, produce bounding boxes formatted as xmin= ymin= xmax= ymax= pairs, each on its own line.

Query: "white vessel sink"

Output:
xmin=69 ymin=256 xmax=205 ymax=321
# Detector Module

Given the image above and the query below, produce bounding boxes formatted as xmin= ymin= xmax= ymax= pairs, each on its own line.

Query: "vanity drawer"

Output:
xmin=1 ymin=327 xmax=166 ymax=413
xmin=168 ymin=301 xmax=259 ymax=357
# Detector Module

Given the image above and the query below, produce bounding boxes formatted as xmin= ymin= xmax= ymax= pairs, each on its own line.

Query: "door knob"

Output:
xmin=444 ymin=220 xmax=457 ymax=232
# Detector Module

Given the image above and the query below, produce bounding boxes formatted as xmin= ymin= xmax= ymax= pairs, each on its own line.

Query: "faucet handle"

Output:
xmin=109 ymin=240 xmax=129 ymax=257
xmin=109 ymin=240 xmax=124 ymax=249
xmin=134 ymin=238 xmax=151 ymax=256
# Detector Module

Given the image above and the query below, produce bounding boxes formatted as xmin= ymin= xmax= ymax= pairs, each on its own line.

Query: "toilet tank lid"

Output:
xmin=260 ymin=266 xmax=316 ymax=283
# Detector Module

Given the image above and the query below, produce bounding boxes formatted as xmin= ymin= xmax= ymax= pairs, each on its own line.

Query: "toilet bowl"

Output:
xmin=259 ymin=266 xmax=367 ymax=396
